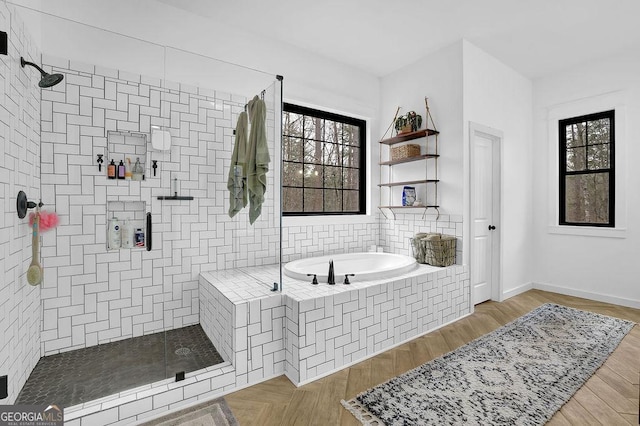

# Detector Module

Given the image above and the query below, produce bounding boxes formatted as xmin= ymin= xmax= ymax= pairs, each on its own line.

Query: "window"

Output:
xmin=282 ymin=103 xmax=366 ymax=215
xmin=559 ymin=110 xmax=615 ymax=227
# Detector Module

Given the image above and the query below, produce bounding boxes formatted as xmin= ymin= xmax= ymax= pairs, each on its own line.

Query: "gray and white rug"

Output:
xmin=342 ymin=303 xmax=635 ymax=425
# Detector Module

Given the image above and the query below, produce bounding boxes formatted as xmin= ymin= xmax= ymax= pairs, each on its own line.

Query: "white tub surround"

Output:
xmin=284 ymin=252 xmax=421 ymax=282
xmin=199 ymin=262 xmax=470 ymax=388
xmin=284 ymin=264 xmax=469 ymax=385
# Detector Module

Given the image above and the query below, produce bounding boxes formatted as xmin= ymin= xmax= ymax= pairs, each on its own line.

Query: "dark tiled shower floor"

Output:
xmin=16 ymin=324 xmax=224 ymax=408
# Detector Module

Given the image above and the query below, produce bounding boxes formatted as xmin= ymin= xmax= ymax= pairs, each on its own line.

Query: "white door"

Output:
xmin=470 ymin=124 xmax=501 ymax=305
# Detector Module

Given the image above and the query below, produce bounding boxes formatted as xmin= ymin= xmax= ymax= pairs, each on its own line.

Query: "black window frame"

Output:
xmin=558 ymin=110 xmax=615 ymax=227
xmin=282 ymin=103 xmax=367 ymax=216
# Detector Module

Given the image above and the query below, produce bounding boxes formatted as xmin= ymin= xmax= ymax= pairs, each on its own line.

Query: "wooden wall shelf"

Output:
xmin=378 ymin=179 xmax=439 ymax=187
xmin=379 ymin=154 xmax=438 ymax=166
xmin=378 ymin=97 xmax=440 ymax=217
xmin=379 ymin=128 xmax=439 ymax=145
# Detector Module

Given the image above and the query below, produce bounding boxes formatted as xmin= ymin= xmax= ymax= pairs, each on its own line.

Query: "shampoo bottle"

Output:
xmin=117 ymin=160 xmax=125 ymax=179
xmin=134 ymin=228 xmax=145 ymax=248
xmin=121 ymin=219 xmax=134 ymax=248
xmin=107 ymin=159 xmax=116 ymax=179
xmin=125 ymin=158 xmax=132 ymax=180
xmin=108 ymin=217 xmax=121 ymax=250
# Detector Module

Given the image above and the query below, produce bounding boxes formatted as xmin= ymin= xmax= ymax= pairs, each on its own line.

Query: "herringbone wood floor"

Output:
xmin=225 ymin=290 xmax=640 ymax=425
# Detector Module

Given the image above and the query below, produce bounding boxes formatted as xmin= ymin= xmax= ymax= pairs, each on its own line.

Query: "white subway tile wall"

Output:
xmin=380 ymin=213 xmax=463 ymax=264
xmin=0 ymin=3 xmax=42 ymax=403
xmin=281 ymin=222 xmax=378 ymax=262
xmin=39 ymin=56 xmax=279 ymax=355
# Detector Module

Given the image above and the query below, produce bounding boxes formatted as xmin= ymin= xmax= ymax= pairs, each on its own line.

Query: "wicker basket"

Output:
xmin=410 ymin=233 xmax=456 ymax=267
xmin=391 ymin=144 xmax=421 ymax=161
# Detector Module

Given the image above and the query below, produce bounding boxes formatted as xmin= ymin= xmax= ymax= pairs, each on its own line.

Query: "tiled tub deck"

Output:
xmin=200 ymin=262 xmax=471 ymax=385
xmin=64 ymin=263 xmax=469 ymax=425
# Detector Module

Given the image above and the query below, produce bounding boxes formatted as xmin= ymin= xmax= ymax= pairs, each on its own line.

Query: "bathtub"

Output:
xmin=283 ymin=252 xmax=419 ymax=282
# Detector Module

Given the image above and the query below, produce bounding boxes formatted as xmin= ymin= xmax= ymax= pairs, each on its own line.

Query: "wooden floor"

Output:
xmin=225 ymin=290 xmax=639 ymax=425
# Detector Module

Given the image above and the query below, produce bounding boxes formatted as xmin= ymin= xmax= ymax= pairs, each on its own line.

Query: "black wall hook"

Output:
xmin=97 ymin=153 xmax=104 ymax=172
xmin=17 ymin=191 xmax=43 ymax=219
xmin=152 ymin=160 xmax=158 ymax=177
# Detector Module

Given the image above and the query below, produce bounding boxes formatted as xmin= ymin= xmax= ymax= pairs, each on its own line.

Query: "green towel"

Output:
xmin=246 ymin=95 xmax=270 ymax=224
xmin=228 ymin=111 xmax=248 ymax=218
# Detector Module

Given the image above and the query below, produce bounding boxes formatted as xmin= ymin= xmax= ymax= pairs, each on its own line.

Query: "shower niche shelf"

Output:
xmin=106 ymin=131 xmax=147 ymax=181
xmin=106 ymin=201 xmax=149 ymax=251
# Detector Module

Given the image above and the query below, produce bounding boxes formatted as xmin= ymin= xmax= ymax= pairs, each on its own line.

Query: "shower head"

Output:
xmin=21 ymin=57 xmax=64 ymax=88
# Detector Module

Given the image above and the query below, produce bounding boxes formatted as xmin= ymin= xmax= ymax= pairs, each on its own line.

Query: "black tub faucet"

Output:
xmin=328 ymin=260 xmax=335 ymax=285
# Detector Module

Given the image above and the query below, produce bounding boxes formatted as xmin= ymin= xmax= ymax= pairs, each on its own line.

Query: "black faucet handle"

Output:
xmin=344 ymin=274 xmax=355 ymax=285
xmin=306 ymin=273 xmax=318 ymax=285
xmin=97 ymin=153 xmax=104 ymax=171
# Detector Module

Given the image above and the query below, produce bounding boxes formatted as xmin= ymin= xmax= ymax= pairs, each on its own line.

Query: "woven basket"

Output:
xmin=391 ymin=144 xmax=420 ymax=161
xmin=410 ymin=233 xmax=456 ymax=267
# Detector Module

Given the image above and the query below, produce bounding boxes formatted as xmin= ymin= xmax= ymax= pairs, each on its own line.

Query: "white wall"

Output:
xmin=532 ymin=52 xmax=640 ymax=308
xmin=380 ymin=41 xmax=464 ymax=215
xmin=462 ymin=40 xmax=533 ymax=298
xmin=13 ymin=0 xmax=380 ymax=110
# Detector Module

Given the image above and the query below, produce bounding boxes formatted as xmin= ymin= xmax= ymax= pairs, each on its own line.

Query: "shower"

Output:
xmin=20 ymin=56 xmax=64 ymax=88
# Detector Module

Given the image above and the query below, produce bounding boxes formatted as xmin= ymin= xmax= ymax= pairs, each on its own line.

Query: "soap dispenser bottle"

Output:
xmin=117 ymin=160 xmax=125 ymax=179
xmin=107 ymin=159 xmax=116 ymax=179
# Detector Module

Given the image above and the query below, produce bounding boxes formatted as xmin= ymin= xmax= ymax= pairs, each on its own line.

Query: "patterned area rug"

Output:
xmin=141 ymin=397 xmax=238 ymax=426
xmin=342 ymin=303 xmax=635 ymax=425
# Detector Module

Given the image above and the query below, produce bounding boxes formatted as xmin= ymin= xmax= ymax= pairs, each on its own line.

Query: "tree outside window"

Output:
xmin=559 ymin=110 xmax=615 ymax=227
xmin=282 ymin=104 xmax=366 ymax=215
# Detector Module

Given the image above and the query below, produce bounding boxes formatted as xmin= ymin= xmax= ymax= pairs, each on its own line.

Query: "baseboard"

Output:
xmin=532 ymin=282 xmax=640 ymax=309
xmin=292 ymin=311 xmax=473 ymax=387
xmin=501 ymin=282 xmax=533 ymax=301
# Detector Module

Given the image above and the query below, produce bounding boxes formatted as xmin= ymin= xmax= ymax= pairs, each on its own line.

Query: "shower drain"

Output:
xmin=175 ymin=347 xmax=191 ymax=356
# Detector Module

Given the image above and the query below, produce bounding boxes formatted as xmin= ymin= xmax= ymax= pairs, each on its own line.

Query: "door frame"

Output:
xmin=469 ymin=122 xmax=502 ymax=303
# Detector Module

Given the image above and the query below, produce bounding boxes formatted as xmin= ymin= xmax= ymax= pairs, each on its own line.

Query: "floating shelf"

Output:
xmin=377 ymin=204 xmax=440 ymax=220
xmin=378 ymin=179 xmax=439 ymax=187
xmin=379 ymin=154 xmax=438 ymax=166
xmin=379 ymin=128 xmax=439 ymax=145
xmin=378 ymin=205 xmax=439 ymax=209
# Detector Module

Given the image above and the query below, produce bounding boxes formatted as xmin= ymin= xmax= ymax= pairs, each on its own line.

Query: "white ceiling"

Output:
xmin=156 ymin=0 xmax=640 ymax=79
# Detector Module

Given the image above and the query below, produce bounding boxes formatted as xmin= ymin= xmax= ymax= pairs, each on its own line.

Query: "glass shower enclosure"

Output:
xmin=8 ymin=1 xmax=283 ymax=409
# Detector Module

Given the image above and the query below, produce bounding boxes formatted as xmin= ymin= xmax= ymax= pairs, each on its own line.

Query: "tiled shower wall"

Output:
xmin=39 ymin=55 xmax=278 ymax=355
xmin=0 ymin=4 xmax=42 ymax=403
